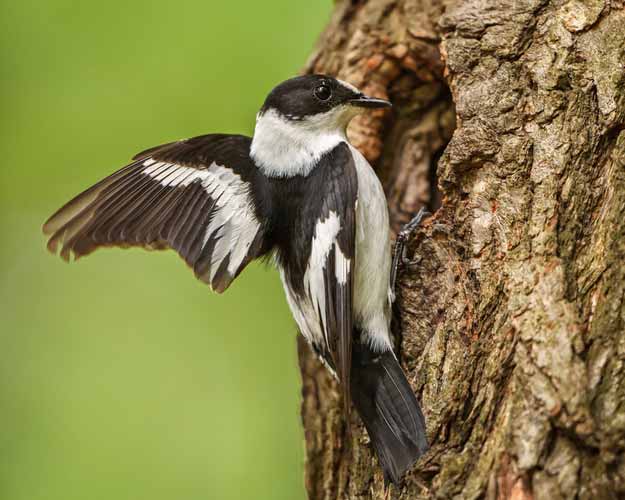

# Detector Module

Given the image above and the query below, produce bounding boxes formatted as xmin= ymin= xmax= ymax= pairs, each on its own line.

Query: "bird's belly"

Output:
xmin=350 ymin=146 xmax=393 ymax=351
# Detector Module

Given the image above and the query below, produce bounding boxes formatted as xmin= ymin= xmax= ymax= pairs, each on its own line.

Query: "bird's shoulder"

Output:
xmin=300 ymin=140 xmax=356 ymax=180
xmin=132 ymin=133 xmax=256 ymax=175
xmin=312 ymin=141 xmax=359 ymax=190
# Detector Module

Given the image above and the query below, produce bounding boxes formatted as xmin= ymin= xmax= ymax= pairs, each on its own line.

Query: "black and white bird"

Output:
xmin=43 ymin=75 xmax=428 ymax=483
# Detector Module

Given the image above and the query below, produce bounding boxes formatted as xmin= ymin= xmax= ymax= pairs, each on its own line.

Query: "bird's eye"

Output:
xmin=314 ymin=84 xmax=332 ymax=101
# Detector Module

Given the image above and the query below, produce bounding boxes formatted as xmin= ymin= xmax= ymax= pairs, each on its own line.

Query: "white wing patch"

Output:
xmin=142 ymin=158 xmax=260 ymax=284
xmin=201 ymin=166 xmax=260 ymax=280
xmin=143 ymin=160 xmax=212 ymax=187
xmin=298 ymin=211 xmax=343 ymax=348
xmin=281 ymin=268 xmax=319 ymax=346
xmin=334 ymin=245 xmax=350 ymax=285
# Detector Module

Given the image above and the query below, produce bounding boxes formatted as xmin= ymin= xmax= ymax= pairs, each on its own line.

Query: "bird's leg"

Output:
xmin=384 ymin=483 xmax=392 ymax=500
xmin=390 ymin=207 xmax=431 ymax=293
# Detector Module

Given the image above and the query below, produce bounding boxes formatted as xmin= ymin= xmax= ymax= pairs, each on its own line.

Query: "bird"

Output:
xmin=42 ymin=74 xmax=428 ymax=483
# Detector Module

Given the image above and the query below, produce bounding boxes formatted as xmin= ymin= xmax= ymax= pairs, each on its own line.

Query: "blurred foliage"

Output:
xmin=0 ymin=1 xmax=330 ymax=499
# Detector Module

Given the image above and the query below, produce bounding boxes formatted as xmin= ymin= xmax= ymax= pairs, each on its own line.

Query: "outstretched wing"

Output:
xmin=43 ymin=134 xmax=267 ymax=293
xmin=304 ymin=143 xmax=358 ymax=416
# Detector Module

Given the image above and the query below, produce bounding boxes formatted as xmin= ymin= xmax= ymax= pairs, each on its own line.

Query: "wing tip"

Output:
xmin=43 ymin=228 xmax=65 ymax=259
xmin=44 ymin=223 xmax=98 ymax=263
xmin=42 ymin=220 xmax=53 ymax=237
xmin=42 ymin=212 xmax=65 ymax=237
xmin=195 ymin=269 xmax=231 ymax=294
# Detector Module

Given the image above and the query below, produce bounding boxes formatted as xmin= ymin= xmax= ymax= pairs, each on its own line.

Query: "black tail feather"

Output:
xmin=351 ymin=342 xmax=428 ymax=484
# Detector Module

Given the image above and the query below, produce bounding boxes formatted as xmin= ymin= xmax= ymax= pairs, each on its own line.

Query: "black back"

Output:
xmin=266 ymin=142 xmax=356 ymax=295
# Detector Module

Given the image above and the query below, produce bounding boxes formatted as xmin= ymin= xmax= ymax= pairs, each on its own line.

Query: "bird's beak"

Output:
xmin=348 ymin=94 xmax=392 ymax=109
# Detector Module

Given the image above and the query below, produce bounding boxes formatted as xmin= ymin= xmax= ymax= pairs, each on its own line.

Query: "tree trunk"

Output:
xmin=298 ymin=0 xmax=625 ymax=498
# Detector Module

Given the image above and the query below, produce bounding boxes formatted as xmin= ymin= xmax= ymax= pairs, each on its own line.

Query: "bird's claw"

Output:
xmin=390 ymin=208 xmax=431 ymax=293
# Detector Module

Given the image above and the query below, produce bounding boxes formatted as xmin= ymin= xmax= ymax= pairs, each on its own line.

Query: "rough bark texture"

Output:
xmin=298 ymin=0 xmax=625 ymax=498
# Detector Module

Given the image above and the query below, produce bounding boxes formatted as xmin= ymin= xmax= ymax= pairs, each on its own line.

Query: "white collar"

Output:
xmin=250 ymin=108 xmax=354 ymax=178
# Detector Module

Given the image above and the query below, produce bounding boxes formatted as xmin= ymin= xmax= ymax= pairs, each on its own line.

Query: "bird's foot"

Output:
xmin=384 ymin=483 xmax=392 ymax=500
xmin=390 ymin=208 xmax=431 ymax=294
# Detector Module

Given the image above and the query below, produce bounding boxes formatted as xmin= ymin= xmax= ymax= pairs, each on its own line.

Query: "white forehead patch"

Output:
xmin=336 ymin=79 xmax=361 ymax=94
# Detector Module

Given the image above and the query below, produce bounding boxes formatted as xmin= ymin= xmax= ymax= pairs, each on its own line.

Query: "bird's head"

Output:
xmin=258 ymin=74 xmax=391 ymax=131
xmin=251 ymin=75 xmax=391 ymax=177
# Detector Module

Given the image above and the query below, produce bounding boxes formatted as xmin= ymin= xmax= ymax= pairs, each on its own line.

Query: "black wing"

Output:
xmin=305 ymin=143 xmax=358 ymax=416
xmin=43 ymin=134 xmax=267 ymax=293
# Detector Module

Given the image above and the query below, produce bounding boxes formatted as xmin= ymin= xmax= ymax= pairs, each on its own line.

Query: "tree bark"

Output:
xmin=298 ymin=0 xmax=625 ymax=498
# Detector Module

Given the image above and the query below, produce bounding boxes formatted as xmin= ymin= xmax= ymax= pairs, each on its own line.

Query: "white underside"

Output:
xmin=349 ymin=145 xmax=393 ymax=351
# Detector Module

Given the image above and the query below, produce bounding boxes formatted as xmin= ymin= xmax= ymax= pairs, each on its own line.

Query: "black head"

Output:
xmin=259 ymin=75 xmax=391 ymax=120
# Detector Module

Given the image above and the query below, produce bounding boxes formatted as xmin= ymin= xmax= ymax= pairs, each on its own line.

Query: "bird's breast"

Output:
xmin=348 ymin=145 xmax=393 ymax=327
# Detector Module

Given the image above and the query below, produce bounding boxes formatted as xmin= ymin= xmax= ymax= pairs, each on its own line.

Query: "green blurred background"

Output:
xmin=0 ymin=2 xmax=331 ymax=499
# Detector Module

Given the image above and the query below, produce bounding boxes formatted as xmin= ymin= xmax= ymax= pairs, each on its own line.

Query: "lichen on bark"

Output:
xmin=298 ymin=0 xmax=625 ymax=499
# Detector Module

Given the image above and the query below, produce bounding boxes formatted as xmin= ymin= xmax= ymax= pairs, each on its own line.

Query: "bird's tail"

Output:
xmin=350 ymin=342 xmax=428 ymax=484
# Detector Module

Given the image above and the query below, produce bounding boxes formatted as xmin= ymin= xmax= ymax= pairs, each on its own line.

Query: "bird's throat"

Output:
xmin=250 ymin=109 xmax=347 ymax=178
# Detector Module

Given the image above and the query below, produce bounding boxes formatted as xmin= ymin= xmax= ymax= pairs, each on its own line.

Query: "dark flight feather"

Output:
xmin=43 ymin=134 xmax=268 ymax=293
